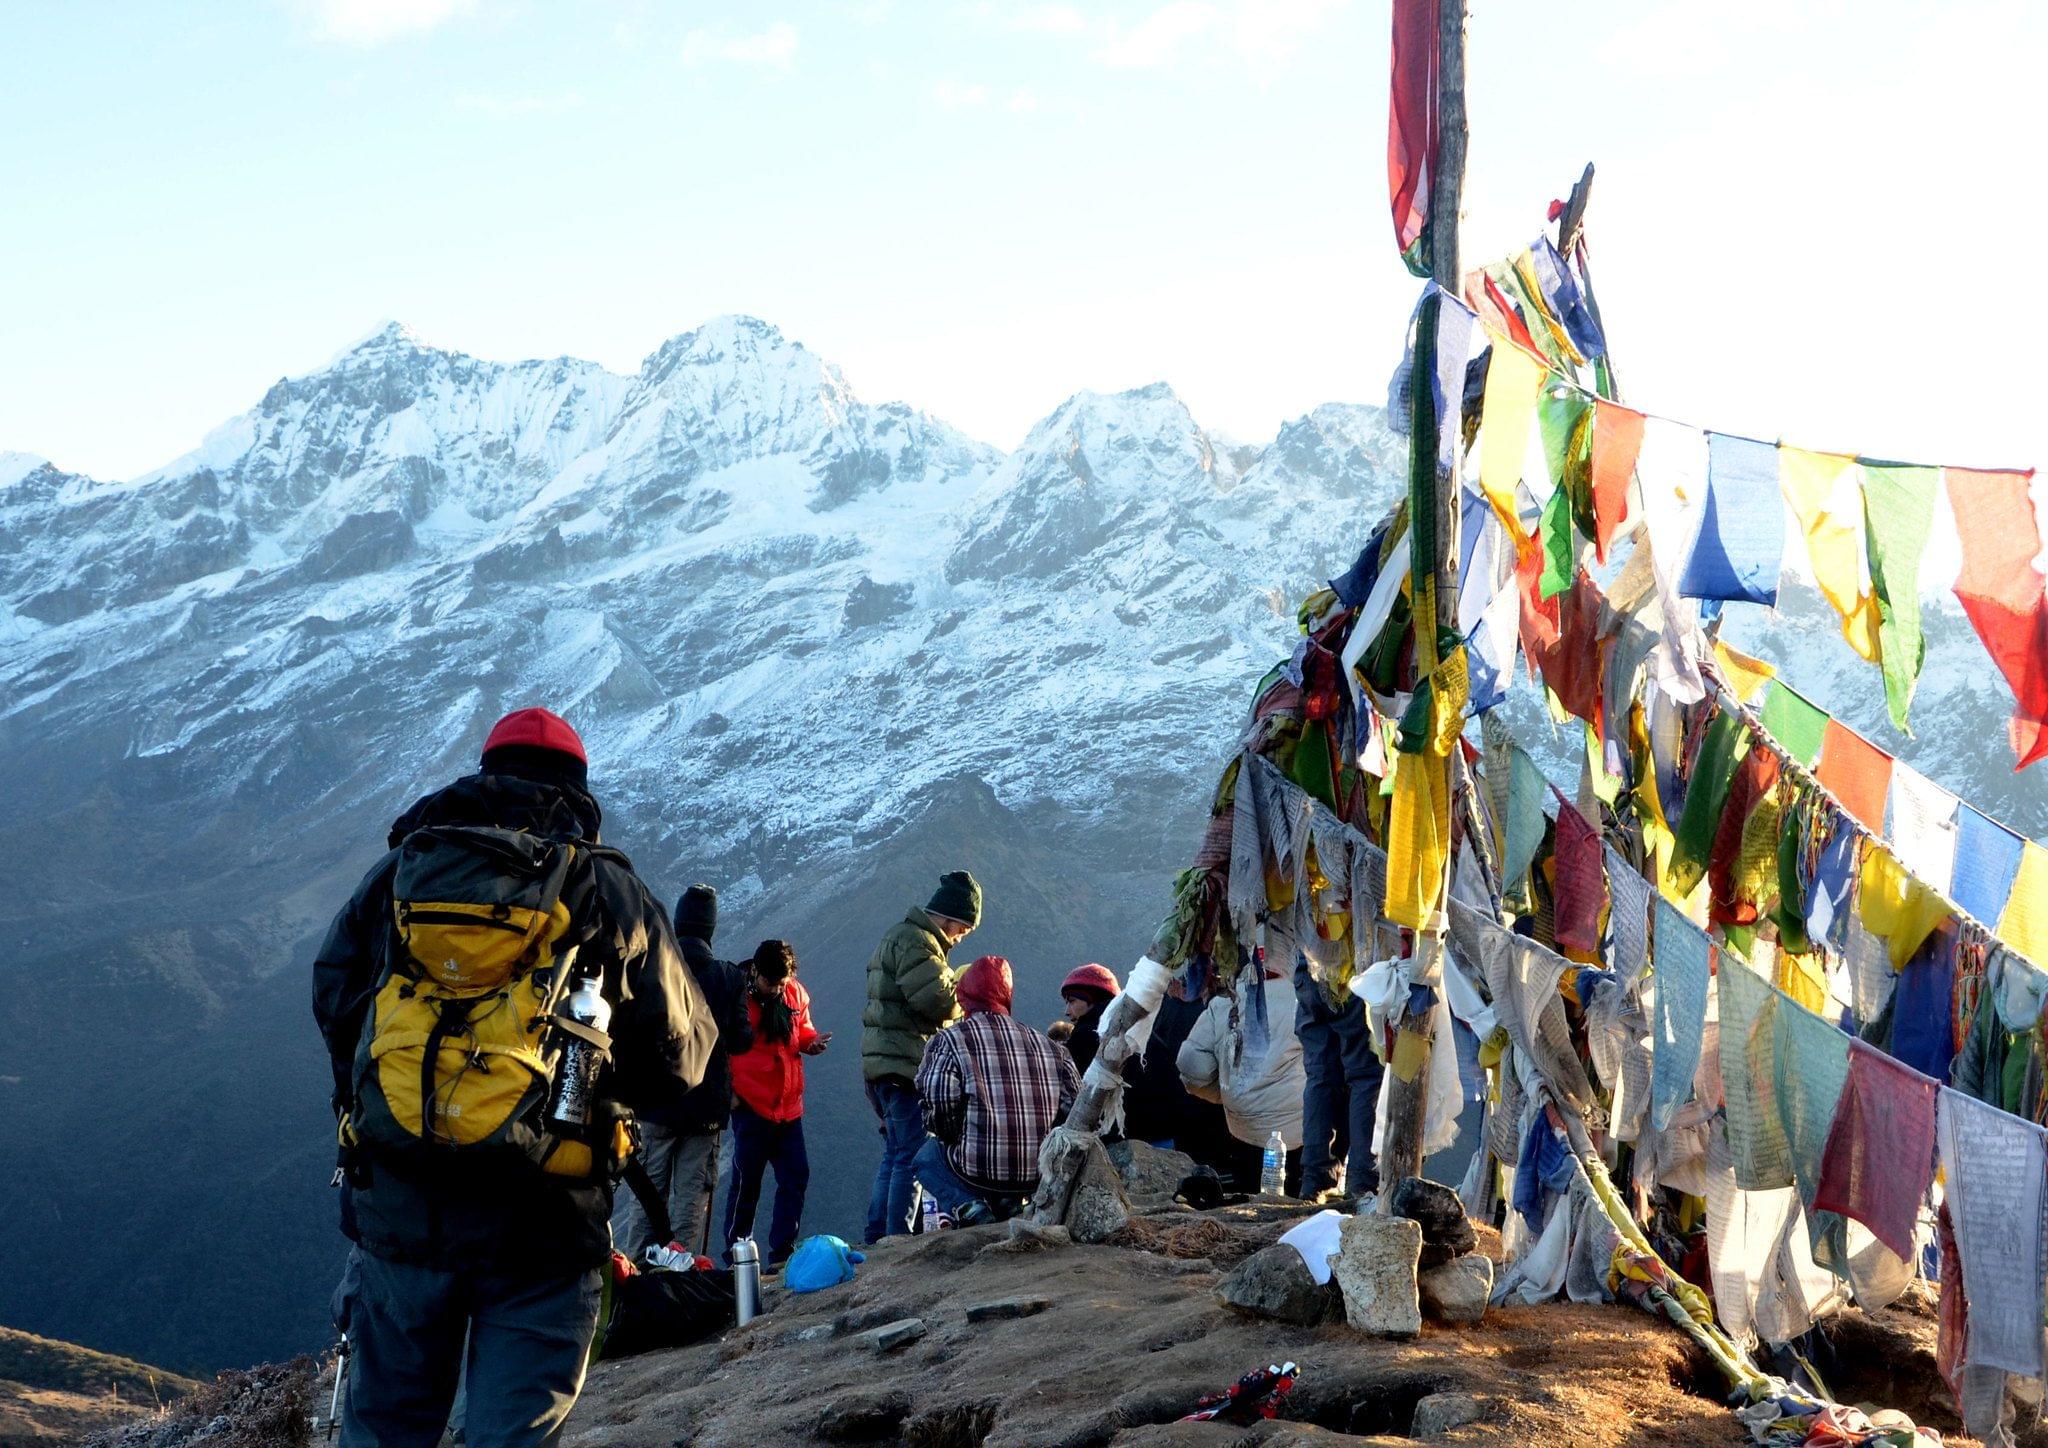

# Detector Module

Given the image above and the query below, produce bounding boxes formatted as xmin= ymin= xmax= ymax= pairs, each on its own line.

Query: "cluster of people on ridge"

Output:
xmin=313 ymin=708 xmax=1381 ymax=1446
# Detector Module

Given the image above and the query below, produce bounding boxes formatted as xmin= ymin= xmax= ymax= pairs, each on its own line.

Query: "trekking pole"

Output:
xmin=326 ymin=1332 xmax=347 ymax=1440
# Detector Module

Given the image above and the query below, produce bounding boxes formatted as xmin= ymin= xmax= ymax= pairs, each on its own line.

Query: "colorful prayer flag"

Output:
xmin=1634 ymin=419 xmax=1709 ymax=704
xmin=1589 ymin=400 xmax=1643 ymax=562
xmin=1681 ymin=433 xmax=1784 ymax=606
xmin=1477 ymin=341 xmax=1544 ymax=546
xmin=1758 ymin=682 xmax=1828 ymax=767
xmin=1885 ymin=766 xmax=1960 ymax=899
xmin=2000 ymin=843 xmax=2048 ymax=971
xmin=1779 ymin=448 xmax=1881 ymax=663
xmin=1946 ymin=467 xmax=2048 ymax=769
xmin=1386 ymin=0 xmax=1438 ymax=276
xmin=1950 ymin=806 xmax=2026 ymax=928
xmin=1815 ymin=720 xmax=1893 ymax=834
xmin=1860 ymin=462 xmax=1941 ymax=732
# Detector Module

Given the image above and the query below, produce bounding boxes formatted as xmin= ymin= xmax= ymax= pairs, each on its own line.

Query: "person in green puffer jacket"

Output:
xmin=861 ymin=870 xmax=978 ymax=1241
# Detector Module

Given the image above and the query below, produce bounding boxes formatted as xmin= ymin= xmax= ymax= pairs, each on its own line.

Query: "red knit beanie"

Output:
xmin=957 ymin=956 xmax=1013 ymax=1016
xmin=481 ymin=707 xmax=587 ymax=765
xmin=1060 ymin=963 xmax=1120 ymax=1004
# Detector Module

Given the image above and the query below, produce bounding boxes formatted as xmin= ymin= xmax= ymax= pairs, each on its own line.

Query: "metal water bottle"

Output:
xmin=546 ymin=976 xmax=610 ymax=1127
xmin=731 ymin=1236 xmax=762 ymax=1325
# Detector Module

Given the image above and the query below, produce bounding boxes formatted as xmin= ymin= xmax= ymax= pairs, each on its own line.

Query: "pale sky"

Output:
xmin=4 ymin=0 xmax=2044 ymax=481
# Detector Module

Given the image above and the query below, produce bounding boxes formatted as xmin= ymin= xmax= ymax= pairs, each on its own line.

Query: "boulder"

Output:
xmin=1031 ymin=1127 xmax=1130 ymax=1244
xmin=1411 ymin=1391 xmax=1487 ymax=1438
xmin=1388 ymin=1177 xmax=1477 ymax=1268
xmin=1330 ymin=1215 xmax=1422 ymax=1338
xmin=1215 ymin=1243 xmax=1344 ymax=1326
xmin=1417 ymin=1254 xmax=1493 ymax=1325
xmin=1109 ymin=1139 xmax=1198 ymax=1200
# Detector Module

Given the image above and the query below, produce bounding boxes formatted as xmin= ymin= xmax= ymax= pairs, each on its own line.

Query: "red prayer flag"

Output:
xmin=1812 ymin=1042 xmax=1938 ymax=1260
xmin=1589 ymin=401 xmax=1645 ymax=563
xmin=1815 ymin=720 xmax=1893 ymax=833
xmin=1516 ymin=548 xmax=1603 ymax=728
xmin=1708 ymin=746 xmax=1781 ymax=925
xmin=1947 ymin=467 xmax=2048 ymax=770
xmin=1387 ymin=0 xmax=1439 ymax=276
xmin=1552 ymin=792 xmax=1605 ymax=953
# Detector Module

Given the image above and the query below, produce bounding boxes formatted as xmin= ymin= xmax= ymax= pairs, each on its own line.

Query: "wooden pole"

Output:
xmin=1376 ymin=0 xmax=1467 ymax=1203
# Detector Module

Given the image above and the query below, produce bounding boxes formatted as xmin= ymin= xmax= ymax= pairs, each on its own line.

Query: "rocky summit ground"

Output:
xmin=72 ymin=1195 xmax=2008 ymax=1448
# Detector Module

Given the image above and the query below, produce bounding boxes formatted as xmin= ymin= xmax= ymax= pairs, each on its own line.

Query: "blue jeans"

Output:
xmin=865 ymin=1077 xmax=925 ymax=1244
xmin=723 ymin=1105 xmax=809 ymax=1265
xmin=912 ymin=1137 xmax=1028 ymax=1220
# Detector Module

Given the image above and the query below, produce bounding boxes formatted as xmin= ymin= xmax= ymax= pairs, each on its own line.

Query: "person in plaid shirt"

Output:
xmin=913 ymin=955 xmax=1079 ymax=1225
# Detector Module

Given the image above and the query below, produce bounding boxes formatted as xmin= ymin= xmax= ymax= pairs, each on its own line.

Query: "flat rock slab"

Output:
xmin=856 ymin=1317 xmax=928 ymax=1352
xmin=1331 ymin=1215 xmax=1421 ymax=1338
xmin=965 ymin=1297 xmax=1051 ymax=1323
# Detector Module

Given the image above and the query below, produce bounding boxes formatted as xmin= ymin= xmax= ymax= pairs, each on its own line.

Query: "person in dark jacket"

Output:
xmin=860 ymin=870 xmax=976 ymax=1242
xmin=313 ymin=707 xmax=715 ymax=1448
xmin=1058 ymin=962 xmax=1121 ymax=1074
xmin=609 ymin=884 xmax=752 ymax=1261
xmin=722 ymin=940 xmax=829 ymax=1265
xmin=1125 ymin=978 xmax=1231 ymax=1163
xmin=1294 ymin=954 xmax=1350 ymax=1199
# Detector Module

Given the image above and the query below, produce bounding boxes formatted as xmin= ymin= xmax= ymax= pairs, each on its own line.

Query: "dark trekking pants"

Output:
xmin=337 ymin=1248 xmax=603 ymax=1448
xmin=722 ymin=1104 xmax=810 ymax=1265
xmin=1296 ymin=1008 xmax=1351 ymax=1197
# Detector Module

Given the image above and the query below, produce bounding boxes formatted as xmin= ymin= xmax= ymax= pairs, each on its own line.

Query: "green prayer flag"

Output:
xmin=1669 ymin=710 xmax=1748 ymax=897
xmin=1539 ymin=383 xmax=1597 ymax=543
xmin=1771 ymin=996 xmax=1851 ymax=1204
xmin=1860 ymin=462 xmax=1940 ymax=732
xmin=1758 ymin=681 xmax=1828 ymax=766
xmin=1290 ymin=717 xmax=1339 ymax=811
xmin=1539 ymin=484 xmax=1575 ymax=600
xmin=1501 ymin=741 xmax=1548 ymax=890
xmin=1774 ymin=799 xmax=1810 ymax=954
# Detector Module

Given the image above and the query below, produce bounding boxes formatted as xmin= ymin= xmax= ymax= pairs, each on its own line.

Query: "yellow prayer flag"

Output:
xmin=1780 ymin=448 xmax=1882 ymax=664
xmin=1478 ymin=341 xmax=1544 ymax=547
xmin=1859 ymin=845 xmax=1952 ymax=970
xmin=1386 ymin=749 xmax=1450 ymax=929
xmin=1776 ymin=951 xmax=1828 ymax=1015
xmin=2001 ymin=842 xmax=2048 ymax=971
xmin=1713 ymin=639 xmax=1777 ymax=704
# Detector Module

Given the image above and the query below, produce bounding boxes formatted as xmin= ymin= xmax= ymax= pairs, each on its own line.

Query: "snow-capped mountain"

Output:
xmin=0 ymin=316 xmax=2034 ymax=1377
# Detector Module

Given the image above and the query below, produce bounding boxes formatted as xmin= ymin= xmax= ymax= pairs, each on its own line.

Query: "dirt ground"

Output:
xmin=80 ymin=1205 xmax=2022 ymax=1447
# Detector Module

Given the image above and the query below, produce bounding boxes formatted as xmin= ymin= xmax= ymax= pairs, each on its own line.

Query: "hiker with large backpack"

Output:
xmin=312 ymin=708 xmax=715 ymax=1448
xmin=609 ymin=884 xmax=753 ymax=1263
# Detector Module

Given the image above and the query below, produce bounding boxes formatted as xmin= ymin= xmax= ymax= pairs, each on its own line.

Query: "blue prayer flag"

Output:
xmin=1680 ymin=433 xmax=1784 ymax=606
xmin=1952 ymin=806 xmax=2028 ymax=927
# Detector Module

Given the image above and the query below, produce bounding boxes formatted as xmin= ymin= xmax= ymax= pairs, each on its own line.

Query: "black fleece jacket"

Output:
xmin=311 ymin=769 xmax=715 ymax=1272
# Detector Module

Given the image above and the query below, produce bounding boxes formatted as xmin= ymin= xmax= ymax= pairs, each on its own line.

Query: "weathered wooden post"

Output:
xmin=1375 ymin=0 xmax=1468 ymax=1202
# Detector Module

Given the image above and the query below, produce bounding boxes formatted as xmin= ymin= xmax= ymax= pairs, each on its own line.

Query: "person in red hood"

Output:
xmin=913 ymin=956 xmax=1078 ymax=1226
xmin=721 ymin=940 xmax=829 ymax=1267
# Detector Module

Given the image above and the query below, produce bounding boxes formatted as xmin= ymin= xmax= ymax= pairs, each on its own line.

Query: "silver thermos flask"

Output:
xmin=731 ymin=1236 xmax=761 ymax=1325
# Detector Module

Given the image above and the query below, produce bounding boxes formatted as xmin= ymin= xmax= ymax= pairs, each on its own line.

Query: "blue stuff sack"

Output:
xmin=783 ymin=1234 xmax=865 ymax=1294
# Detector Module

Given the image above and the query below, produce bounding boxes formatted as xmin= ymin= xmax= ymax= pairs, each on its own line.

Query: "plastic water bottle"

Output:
xmin=546 ymin=977 xmax=610 ymax=1127
xmin=731 ymin=1236 xmax=762 ymax=1325
xmin=1261 ymin=1131 xmax=1287 ymax=1196
xmin=920 ymin=1193 xmax=940 ymax=1235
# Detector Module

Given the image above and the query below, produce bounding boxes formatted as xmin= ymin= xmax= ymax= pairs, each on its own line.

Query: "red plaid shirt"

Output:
xmin=916 ymin=1010 xmax=1079 ymax=1191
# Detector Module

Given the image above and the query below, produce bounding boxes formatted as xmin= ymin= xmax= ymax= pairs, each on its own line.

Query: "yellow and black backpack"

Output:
xmin=345 ymin=824 xmax=629 ymax=1180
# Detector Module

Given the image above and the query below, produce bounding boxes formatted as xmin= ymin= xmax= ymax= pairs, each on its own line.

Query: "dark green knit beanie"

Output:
xmin=926 ymin=870 xmax=982 ymax=929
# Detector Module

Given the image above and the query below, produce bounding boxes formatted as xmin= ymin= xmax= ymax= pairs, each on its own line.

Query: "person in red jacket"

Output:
xmin=722 ymin=940 xmax=830 ymax=1267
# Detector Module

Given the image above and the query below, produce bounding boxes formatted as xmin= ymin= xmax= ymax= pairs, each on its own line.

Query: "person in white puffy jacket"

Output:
xmin=1176 ymin=959 xmax=1307 ymax=1195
